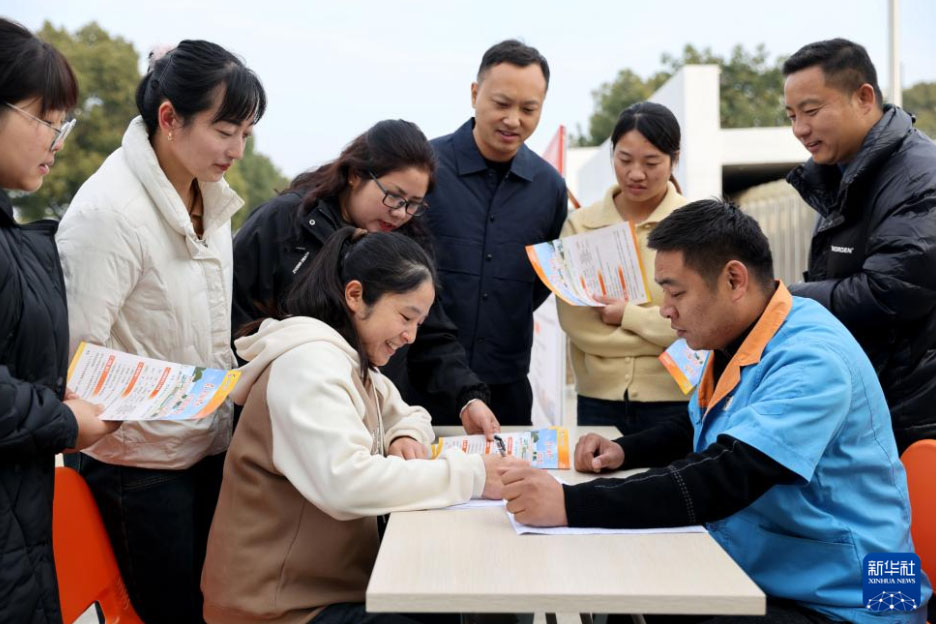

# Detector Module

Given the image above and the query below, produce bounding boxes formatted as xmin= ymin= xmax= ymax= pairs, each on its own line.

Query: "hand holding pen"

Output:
xmin=481 ymin=438 xmax=528 ymax=499
xmin=493 ymin=433 xmax=508 ymax=457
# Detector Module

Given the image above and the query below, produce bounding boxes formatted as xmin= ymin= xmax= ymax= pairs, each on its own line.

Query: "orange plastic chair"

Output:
xmin=53 ymin=466 xmax=144 ymax=624
xmin=901 ymin=439 xmax=936 ymax=622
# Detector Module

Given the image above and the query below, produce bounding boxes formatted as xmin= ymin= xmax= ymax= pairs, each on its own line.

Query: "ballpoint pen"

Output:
xmin=493 ymin=434 xmax=508 ymax=457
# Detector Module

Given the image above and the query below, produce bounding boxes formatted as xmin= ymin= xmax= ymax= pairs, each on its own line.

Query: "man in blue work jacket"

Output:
xmin=501 ymin=199 xmax=930 ymax=623
xmin=423 ymin=39 xmax=568 ymax=425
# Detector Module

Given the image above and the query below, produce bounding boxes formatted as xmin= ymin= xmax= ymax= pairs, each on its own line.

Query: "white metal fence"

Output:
xmin=735 ymin=180 xmax=816 ymax=286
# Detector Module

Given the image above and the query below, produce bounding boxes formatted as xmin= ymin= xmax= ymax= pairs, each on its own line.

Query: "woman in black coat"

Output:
xmin=233 ymin=120 xmax=500 ymax=436
xmin=0 ymin=19 xmax=117 ymax=623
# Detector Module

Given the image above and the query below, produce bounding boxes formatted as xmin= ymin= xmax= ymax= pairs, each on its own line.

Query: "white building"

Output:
xmin=566 ymin=65 xmax=815 ymax=284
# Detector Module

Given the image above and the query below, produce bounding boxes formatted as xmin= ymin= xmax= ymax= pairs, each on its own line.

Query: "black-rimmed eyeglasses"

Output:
xmin=3 ymin=102 xmax=76 ymax=151
xmin=368 ymin=171 xmax=429 ymax=217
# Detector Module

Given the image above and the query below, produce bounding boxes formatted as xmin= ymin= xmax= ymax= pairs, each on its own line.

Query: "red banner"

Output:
xmin=540 ymin=125 xmax=580 ymax=209
xmin=541 ymin=125 xmax=566 ymax=175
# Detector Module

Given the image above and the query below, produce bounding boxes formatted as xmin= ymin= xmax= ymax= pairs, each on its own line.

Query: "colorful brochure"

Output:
xmin=659 ymin=338 xmax=710 ymax=394
xmin=66 ymin=342 xmax=240 ymax=421
xmin=430 ymin=427 xmax=571 ymax=469
xmin=526 ymin=222 xmax=651 ymax=307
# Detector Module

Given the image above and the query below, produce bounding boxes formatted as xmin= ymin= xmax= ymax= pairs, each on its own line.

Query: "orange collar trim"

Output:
xmin=697 ymin=282 xmax=793 ymax=417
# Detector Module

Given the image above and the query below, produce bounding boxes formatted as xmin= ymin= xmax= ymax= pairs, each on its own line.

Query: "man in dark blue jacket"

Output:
xmin=424 ymin=39 xmax=567 ymax=425
xmin=784 ymin=38 xmax=936 ymax=453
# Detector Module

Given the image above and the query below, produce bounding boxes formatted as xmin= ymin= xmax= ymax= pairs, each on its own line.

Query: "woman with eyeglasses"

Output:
xmin=56 ymin=39 xmax=266 ymax=624
xmin=233 ymin=119 xmax=500 ymax=439
xmin=0 ymin=18 xmax=119 ymax=623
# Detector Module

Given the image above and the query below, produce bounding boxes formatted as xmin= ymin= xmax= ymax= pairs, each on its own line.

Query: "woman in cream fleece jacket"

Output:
xmin=57 ymin=40 xmax=266 ymax=624
xmin=558 ymin=102 xmax=689 ymax=434
xmin=202 ymin=228 xmax=511 ymax=624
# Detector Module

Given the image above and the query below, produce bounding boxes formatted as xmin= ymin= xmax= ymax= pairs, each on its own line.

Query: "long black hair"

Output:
xmin=0 ymin=18 xmax=78 ymax=115
xmin=135 ymin=39 xmax=266 ymax=137
xmin=280 ymin=227 xmax=437 ymax=381
xmin=288 ymin=119 xmax=436 ymax=251
xmin=611 ymin=101 xmax=682 ymax=194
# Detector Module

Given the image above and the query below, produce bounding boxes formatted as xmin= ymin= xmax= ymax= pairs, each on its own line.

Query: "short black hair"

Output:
xmin=783 ymin=38 xmax=883 ymax=109
xmin=0 ymin=18 xmax=78 ymax=115
xmin=648 ymin=199 xmax=774 ymax=290
xmin=477 ymin=39 xmax=550 ymax=89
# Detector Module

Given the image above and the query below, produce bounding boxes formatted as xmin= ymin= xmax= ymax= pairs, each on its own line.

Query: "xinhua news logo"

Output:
xmin=863 ymin=553 xmax=921 ymax=614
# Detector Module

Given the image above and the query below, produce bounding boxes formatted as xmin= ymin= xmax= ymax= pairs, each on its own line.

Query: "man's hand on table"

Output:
xmin=480 ymin=455 xmax=527 ymax=499
xmin=387 ymin=436 xmax=428 ymax=460
xmin=460 ymin=399 xmax=500 ymax=441
xmin=574 ymin=433 xmax=625 ymax=473
xmin=501 ymin=466 xmax=568 ymax=526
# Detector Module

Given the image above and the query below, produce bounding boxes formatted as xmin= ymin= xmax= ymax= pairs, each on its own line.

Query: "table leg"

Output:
xmin=545 ymin=614 xmax=558 ymax=624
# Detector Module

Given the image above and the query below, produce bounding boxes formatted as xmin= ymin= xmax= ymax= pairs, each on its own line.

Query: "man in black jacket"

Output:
xmin=784 ymin=38 xmax=936 ymax=452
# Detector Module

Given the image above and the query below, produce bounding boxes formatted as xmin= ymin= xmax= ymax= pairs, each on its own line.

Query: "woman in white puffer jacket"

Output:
xmin=56 ymin=39 xmax=266 ymax=624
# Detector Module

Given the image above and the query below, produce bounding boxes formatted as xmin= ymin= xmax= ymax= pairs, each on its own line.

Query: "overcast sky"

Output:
xmin=6 ymin=0 xmax=935 ymax=181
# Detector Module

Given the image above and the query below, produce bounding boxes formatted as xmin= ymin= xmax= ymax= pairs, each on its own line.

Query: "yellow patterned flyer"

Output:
xmin=66 ymin=342 xmax=240 ymax=421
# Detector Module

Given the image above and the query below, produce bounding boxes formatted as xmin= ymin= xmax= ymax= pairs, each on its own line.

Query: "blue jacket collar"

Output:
xmin=452 ymin=118 xmax=536 ymax=182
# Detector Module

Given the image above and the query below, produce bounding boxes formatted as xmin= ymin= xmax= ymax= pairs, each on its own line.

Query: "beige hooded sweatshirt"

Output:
xmin=202 ymin=316 xmax=485 ymax=624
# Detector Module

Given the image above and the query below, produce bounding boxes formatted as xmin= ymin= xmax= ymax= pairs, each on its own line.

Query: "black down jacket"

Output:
xmin=787 ymin=105 xmax=936 ymax=452
xmin=1 ymin=190 xmax=78 ymax=624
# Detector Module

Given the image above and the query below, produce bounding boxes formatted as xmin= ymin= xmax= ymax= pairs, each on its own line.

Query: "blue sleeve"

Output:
xmin=716 ymin=344 xmax=852 ymax=482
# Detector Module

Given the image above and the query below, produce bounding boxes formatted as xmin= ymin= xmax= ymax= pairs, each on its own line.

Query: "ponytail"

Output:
xmin=669 ymin=173 xmax=682 ymax=195
xmin=260 ymin=227 xmax=437 ymax=381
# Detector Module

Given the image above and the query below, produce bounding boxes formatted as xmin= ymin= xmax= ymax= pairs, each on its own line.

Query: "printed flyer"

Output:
xmin=526 ymin=222 xmax=651 ymax=307
xmin=659 ymin=338 xmax=710 ymax=394
xmin=431 ymin=427 xmax=571 ymax=469
xmin=66 ymin=342 xmax=239 ymax=421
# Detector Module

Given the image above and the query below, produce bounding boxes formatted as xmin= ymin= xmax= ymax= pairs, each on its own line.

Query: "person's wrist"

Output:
xmin=459 ymin=398 xmax=480 ymax=418
xmin=457 ymin=385 xmax=490 ymax=415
